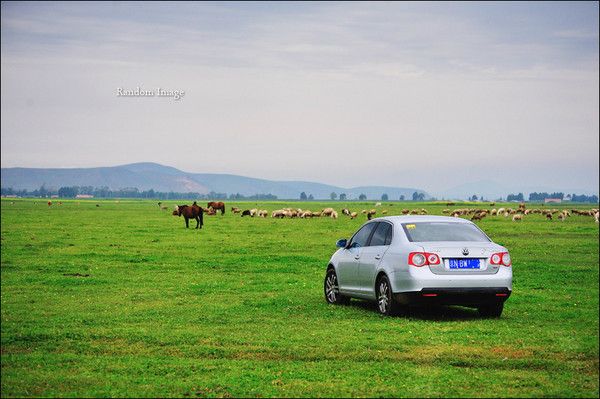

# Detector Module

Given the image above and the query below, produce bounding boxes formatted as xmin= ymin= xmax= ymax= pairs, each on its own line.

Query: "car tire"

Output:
xmin=324 ymin=269 xmax=349 ymax=305
xmin=478 ymin=302 xmax=504 ymax=318
xmin=376 ymin=275 xmax=398 ymax=316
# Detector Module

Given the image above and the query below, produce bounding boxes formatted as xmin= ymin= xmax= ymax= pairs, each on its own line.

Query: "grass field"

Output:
xmin=1 ymin=199 xmax=598 ymax=397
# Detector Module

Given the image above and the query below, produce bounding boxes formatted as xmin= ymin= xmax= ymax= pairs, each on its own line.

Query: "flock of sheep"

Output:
xmin=442 ymin=202 xmax=599 ymax=223
xmin=204 ymin=202 xmax=600 ymax=224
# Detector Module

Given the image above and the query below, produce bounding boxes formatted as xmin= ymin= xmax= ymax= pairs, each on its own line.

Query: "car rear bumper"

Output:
xmin=394 ymin=287 xmax=511 ymax=306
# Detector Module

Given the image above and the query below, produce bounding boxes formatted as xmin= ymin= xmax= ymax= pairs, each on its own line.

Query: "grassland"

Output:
xmin=1 ymin=199 xmax=598 ymax=397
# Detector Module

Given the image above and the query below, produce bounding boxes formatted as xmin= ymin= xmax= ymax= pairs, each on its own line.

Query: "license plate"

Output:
xmin=448 ymin=259 xmax=480 ymax=269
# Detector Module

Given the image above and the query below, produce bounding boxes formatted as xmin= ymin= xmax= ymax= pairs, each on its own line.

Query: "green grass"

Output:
xmin=1 ymin=199 xmax=598 ymax=397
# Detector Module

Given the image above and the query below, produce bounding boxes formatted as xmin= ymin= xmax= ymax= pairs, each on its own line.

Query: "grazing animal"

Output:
xmin=401 ymin=209 xmax=410 ymax=215
xmin=174 ymin=202 xmax=204 ymax=228
xmin=322 ymin=208 xmax=335 ymax=216
xmin=350 ymin=212 xmax=358 ymax=219
xmin=546 ymin=213 xmax=553 ymax=221
xmin=330 ymin=211 xmax=338 ymax=219
xmin=381 ymin=210 xmax=388 ymax=215
xmin=258 ymin=210 xmax=268 ymax=218
xmin=558 ymin=213 xmax=566 ymax=222
xmin=442 ymin=209 xmax=451 ymax=214
xmin=446 ymin=202 xmax=456 ymax=206
xmin=367 ymin=209 xmax=376 ymax=220
xmin=47 ymin=201 xmax=52 ymax=206
xmin=241 ymin=210 xmax=252 ymax=217
xmin=375 ymin=202 xmax=382 ymax=206
xmin=342 ymin=208 xmax=350 ymax=216
xmin=490 ymin=202 xmax=496 ymax=206
xmin=231 ymin=207 xmax=241 ymax=213
xmin=207 ymin=201 xmax=225 ymax=215
xmin=594 ymin=212 xmax=599 ymax=223
xmin=512 ymin=214 xmax=523 ymax=222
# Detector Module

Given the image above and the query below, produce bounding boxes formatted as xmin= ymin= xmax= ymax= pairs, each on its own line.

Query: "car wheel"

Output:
xmin=376 ymin=275 xmax=398 ymax=316
xmin=478 ymin=302 xmax=504 ymax=318
xmin=324 ymin=269 xmax=349 ymax=305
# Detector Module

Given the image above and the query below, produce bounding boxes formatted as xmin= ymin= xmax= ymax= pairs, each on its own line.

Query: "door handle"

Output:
xmin=374 ymin=255 xmax=381 ymax=260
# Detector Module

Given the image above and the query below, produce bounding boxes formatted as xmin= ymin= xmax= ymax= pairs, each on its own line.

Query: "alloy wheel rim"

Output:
xmin=326 ymin=273 xmax=338 ymax=303
xmin=378 ymin=281 xmax=389 ymax=313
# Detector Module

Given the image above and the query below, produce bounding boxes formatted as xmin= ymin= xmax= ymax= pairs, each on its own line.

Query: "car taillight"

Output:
xmin=408 ymin=252 xmax=440 ymax=267
xmin=490 ymin=252 xmax=511 ymax=267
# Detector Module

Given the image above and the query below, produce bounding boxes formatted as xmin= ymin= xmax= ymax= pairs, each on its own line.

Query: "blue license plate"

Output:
xmin=448 ymin=259 xmax=480 ymax=269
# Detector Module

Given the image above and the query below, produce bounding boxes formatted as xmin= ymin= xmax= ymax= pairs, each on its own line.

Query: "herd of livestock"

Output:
xmin=164 ymin=200 xmax=600 ymax=228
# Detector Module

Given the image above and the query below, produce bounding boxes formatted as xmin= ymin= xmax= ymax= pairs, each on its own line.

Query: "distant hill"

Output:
xmin=1 ymin=162 xmax=427 ymax=200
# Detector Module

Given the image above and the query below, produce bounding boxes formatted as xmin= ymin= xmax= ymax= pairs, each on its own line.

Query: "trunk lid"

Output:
xmin=418 ymin=242 xmax=503 ymax=275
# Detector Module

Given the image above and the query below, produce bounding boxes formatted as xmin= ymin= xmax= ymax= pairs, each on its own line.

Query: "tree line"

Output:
xmin=0 ymin=185 xmax=277 ymax=200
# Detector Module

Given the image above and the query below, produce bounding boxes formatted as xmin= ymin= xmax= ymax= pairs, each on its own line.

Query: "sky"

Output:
xmin=1 ymin=1 xmax=598 ymax=195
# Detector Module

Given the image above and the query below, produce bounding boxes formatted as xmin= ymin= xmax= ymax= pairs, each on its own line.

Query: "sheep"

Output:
xmin=546 ymin=213 xmax=553 ymax=221
xmin=504 ymin=211 xmax=509 ymax=217
xmin=342 ymin=208 xmax=350 ymax=216
xmin=349 ymin=211 xmax=358 ymax=219
xmin=313 ymin=211 xmax=322 ymax=217
xmin=512 ymin=214 xmax=523 ymax=222
xmin=420 ymin=208 xmax=428 ymax=214
xmin=322 ymin=207 xmax=335 ymax=217
xmin=497 ymin=207 xmax=505 ymax=215
xmin=491 ymin=209 xmax=497 ymax=216
xmin=361 ymin=210 xmax=367 ymax=214
xmin=381 ymin=210 xmax=388 ymax=215
xmin=367 ymin=209 xmax=377 ymax=220
xmin=330 ymin=211 xmax=338 ymax=219
xmin=249 ymin=209 xmax=258 ymax=217
xmin=410 ymin=209 xmax=420 ymax=215
xmin=231 ymin=206 xmax=241 ymax=213
xmin=241 ymin=210 xmax=252 ymax=217
xmin=558 ymin=213 xmax=566 ymax=222
xmin=442 ymin=209 xmax=451 ymax=214
xmin=595 ymin=212 xmax=599 ymax=223
xmin=401 ymin=209 xmax=410 ymax=215
xmin=375 ymin=202 xmax=382 ymax=206
xmin=258 ymin=210 xmax=268 ymax=218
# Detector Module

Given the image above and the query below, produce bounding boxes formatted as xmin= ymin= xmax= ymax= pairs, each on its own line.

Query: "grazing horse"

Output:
xmin=174 ymin=202 xmax=204 ymax=229
xmin=207 ymin=201 xmax=225 ymax=215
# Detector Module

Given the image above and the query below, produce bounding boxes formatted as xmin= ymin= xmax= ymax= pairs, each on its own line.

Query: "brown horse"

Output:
xmin=207 ymin=201 xmax=225 ymax=215
xmin=174 ymin=202 xmax=204 ymax=229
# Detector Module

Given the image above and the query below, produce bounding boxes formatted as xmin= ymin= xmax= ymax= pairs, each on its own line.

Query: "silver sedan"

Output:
xmin=324 ymin=215 xmax=512 ymax=317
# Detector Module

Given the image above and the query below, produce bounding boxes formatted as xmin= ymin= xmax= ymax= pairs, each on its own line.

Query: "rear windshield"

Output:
xmin=402 ymin=222 xmax=490 ymax=242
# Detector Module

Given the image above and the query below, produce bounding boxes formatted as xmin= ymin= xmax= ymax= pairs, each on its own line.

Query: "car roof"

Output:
xmin=369 ymin=215 xmax=472 ymax=224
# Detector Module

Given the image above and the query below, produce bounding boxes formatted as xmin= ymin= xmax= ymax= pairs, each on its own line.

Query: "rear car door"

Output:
xmin=357 ymin=222 xmax=393 ymax=295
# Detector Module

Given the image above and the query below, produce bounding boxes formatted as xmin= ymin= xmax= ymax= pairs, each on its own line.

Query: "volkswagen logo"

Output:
xmin=462 ymin=248 xmax=469 ymax=256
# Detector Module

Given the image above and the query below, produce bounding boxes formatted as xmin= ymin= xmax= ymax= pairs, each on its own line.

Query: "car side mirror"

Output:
xmin=336 ymin=239 xmax=347 ymax=248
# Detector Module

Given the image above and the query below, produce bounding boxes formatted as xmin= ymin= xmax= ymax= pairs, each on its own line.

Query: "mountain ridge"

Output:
xmin=1 ymin=162 xmax=428 ymax=200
